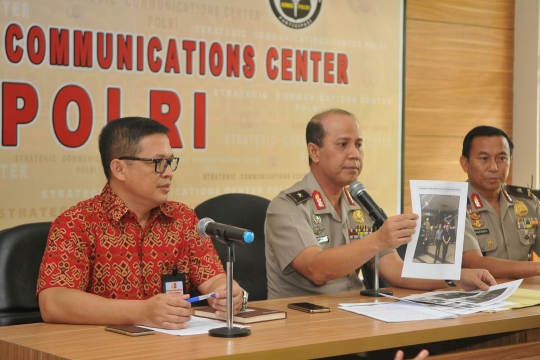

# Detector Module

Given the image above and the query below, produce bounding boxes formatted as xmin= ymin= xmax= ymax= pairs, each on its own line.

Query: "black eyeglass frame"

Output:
xmin=117 ymin=156 xmax=179 ymax=173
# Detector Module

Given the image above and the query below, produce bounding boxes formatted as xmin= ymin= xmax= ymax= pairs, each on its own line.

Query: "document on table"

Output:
xmin=140 ymin=316 xmax=249 ymax=336
xmin=339 ymin=302 xmax=456 ymax=322
xmin=392 ymin=279 xmax=523 ymax=315
xmin=339 ymin=280 xmax=523 ymax=321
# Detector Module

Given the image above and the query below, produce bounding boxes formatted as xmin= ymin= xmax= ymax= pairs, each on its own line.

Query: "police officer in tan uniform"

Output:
xmin=265 ymin=109 xmax=496 ymax=299
xmin=460 ymin=125 xmax=540 ymax=278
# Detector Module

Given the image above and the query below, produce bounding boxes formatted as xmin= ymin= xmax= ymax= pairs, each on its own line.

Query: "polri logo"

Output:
xmin=269 ymin=0 xmax=322 ymax=29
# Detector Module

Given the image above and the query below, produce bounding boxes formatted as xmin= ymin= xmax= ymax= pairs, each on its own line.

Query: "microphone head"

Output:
xmin=196 ymin=217 xmax=214 ymax=238
xmin=243 ymin=232 xmax=254 ymax=243
xmin=348 ymin=181 xmax=366 ymax=197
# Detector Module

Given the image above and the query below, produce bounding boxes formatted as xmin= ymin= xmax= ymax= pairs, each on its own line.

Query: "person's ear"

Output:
xmin=307 ymin=142 xmax=320 ymax=164
xmin=459 ymin=155 xmax=468 ymax=173
xmin=110 ymin=159 xmax=126 ymax=181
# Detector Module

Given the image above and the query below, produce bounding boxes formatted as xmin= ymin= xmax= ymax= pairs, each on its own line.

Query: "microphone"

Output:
xmin=348 ymin=181 xmax=387 ymax=228
xmin=197 ymin=218 xmax=254 ymax=245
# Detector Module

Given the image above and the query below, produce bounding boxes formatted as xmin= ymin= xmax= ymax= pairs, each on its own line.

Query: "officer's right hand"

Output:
xmin=376 ymin=213 xmax=419 ymax=250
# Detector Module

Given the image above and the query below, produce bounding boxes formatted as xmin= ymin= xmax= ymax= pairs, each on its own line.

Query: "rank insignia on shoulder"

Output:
xmin=286 ymin=190 xmax=311 ymax=205
xmin=506 ymin=185 xmax=533 ymax=199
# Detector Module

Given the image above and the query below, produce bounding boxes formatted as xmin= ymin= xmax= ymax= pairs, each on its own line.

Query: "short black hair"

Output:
xmin=305 ymin=109 xmax=356 ymax=165
xmin=462 ymin=125 xmax=514 ymax=159
xmin=98 ymin=117 xmax=169 ymax=179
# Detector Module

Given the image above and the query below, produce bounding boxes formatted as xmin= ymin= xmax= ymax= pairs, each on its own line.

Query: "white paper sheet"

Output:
xmin=402 ymin=180 xmax=469 ymax=280
xmin=140 ymin=316 xmax=249 ymax=336
xmin=395 ymin=279 xmax=523 ymax=315
xmin=338 ymin=302 xmax=456 ymax=322
xmin=338 ymin=280 xmax=522 ymax=321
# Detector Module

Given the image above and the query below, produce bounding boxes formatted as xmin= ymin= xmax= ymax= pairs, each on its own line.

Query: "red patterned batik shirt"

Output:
xmin=36 ymin=184 xmax=224 ymax=300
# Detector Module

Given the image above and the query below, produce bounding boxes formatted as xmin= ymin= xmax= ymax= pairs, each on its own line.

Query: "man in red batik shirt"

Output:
xmin=37 ymin=117 xmax=242 ymax=330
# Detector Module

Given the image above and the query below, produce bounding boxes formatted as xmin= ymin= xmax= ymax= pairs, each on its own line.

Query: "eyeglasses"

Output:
xmin=117 ymin=156 xmax=179 ymax=173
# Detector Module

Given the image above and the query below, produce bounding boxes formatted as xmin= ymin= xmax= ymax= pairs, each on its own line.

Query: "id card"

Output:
xmin=161 ymin=267 xmax=185 ymax=295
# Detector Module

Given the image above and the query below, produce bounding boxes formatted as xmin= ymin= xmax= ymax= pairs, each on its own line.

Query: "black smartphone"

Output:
xmin=287 ymin=302 xmax=330 ymax=313
xmin=105 ymin=325 xmax=155 ymax=336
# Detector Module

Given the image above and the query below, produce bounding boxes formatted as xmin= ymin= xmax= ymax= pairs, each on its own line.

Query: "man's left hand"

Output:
xmin=456 ymin=269 xmax=496 ymax=291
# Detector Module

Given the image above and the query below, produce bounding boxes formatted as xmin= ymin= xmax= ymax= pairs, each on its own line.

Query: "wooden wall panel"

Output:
xmin=407 ymin=20 xmax=514 ymax=73
xmin=403 ymin=0 xmax=515 ymax=213
xmin=407 ymin=0 xmax=514 ymax=29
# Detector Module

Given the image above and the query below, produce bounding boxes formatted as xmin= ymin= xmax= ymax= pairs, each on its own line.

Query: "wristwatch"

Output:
xmin=445 ymin=280 xmax=457 ymax=287
xmin=241 ymin=289 xmax=249 ymax=311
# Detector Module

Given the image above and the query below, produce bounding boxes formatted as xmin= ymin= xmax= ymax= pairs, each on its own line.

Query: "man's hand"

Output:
xmin=208 ymin=282 xmax=242 ymax=316
xmin=395 ymin=349 xmax=429 ymax=360
xmin=456 ymin=269 xmax=497 ymax=291
xmin=139 ymin=293 xmax=192 ymax=330
xmin=376 ymin=214 xmax=419 ymax=250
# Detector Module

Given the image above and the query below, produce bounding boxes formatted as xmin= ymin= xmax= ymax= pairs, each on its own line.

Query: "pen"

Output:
xmin=187 ymin=293 xmax=217 ymax=303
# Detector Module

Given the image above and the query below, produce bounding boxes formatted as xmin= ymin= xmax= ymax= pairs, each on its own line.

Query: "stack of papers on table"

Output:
xmin=141 ymin=317 xmax=250 ymax=336
xmin=339 ymin=279 xmax=522 ymax=322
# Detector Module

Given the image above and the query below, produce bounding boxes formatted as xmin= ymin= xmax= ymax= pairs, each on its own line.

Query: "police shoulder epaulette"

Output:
xmin=505 ymin=185 xmax=533 ymax=199
xmin=285 ymin=190 xmax=311 ymax=205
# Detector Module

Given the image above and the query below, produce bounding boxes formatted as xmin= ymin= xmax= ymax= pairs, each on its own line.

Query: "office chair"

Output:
xmin=0 ymin=222 xmax=51 ymax=326
xmin=195 ymin=193 xmax=271 ymax=301
xmin=361 ymin=263 xmax=392 ymax=290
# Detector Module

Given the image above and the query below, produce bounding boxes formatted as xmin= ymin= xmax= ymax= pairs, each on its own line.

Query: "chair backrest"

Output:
xmin=361 ymin=263 xmax=392 ymax=290
xmin=0 ymin=222 xmax=51 ymax=326
xmin=195 ymin=193 xmax=270 ymax=301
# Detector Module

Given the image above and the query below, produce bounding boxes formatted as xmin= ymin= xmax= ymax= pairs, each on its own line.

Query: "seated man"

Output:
xmin=460 ymin=125 xmax=540 ymax=277
xmin=37 ymin=117 xmax=243 ymax=330
xmin=265 ymin=109 xmax=496 ymax=299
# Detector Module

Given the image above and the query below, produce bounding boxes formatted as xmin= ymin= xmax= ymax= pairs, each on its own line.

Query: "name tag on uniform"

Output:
xmin=474 ymin=229 xmax=490 ymax=235
xmin=316 ymin=235 xmax=329 ymax=244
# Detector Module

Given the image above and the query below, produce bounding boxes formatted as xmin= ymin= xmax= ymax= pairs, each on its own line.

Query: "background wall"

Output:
xmin=0 ymin=1 xmax=405 ymax=229
xmin=403 ymin=0 xmax=515 ymax=213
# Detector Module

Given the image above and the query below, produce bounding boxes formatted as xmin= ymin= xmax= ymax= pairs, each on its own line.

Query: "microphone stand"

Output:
xmin=208 ymin=234 xmax=251 ymax=338
xmin=360 ymin=223 xmax=393 ymax=297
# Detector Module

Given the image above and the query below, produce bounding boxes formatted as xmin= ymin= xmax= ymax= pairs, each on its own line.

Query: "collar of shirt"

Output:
xmin=100 ymin=183 xmax=175 ymax=226
xmin=305 ymin=172 xmax=361 ymax=216
xmin=468 ymin=183 xmax=513 ymax=214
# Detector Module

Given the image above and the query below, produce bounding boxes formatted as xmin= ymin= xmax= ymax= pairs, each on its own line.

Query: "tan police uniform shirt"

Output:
xmin=265 ymin=172 xmax=394 ymax=299
xmin=466 ymin=184 xmax=540 ymax=260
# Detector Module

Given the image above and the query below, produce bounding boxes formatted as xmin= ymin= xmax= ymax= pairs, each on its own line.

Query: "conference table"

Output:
xmin=2 ymin=278 xmax=540 ymax=360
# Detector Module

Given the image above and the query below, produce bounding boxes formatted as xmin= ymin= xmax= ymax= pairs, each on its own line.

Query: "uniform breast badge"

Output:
xmin=514 ymin=200 xmax=529 ymax=217
xmin=352 ymin=209 xmax=364 ymax=224
xmin=469 ymin=212 xmax=484 ymax=228
xmin=487 ymin=239 xmax=495 ymax=248
xmin=313 ymin=214 xmax=325 ymax=235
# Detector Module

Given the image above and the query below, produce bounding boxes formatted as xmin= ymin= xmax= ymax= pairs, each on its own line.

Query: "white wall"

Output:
xmin=513 ymin=0 xmax=540 ymax=188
